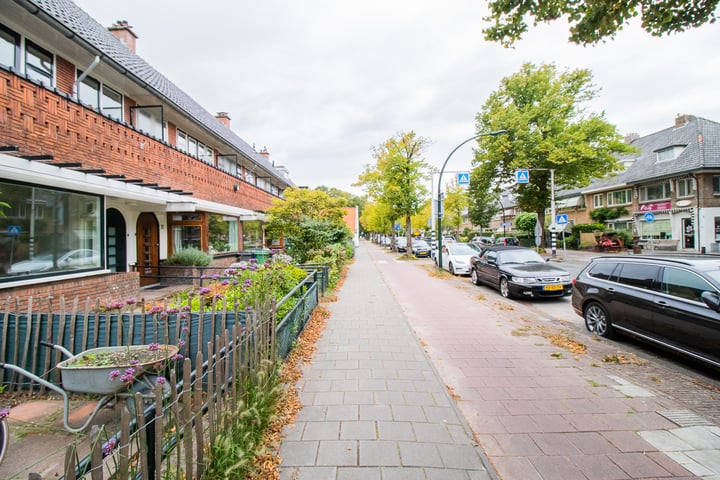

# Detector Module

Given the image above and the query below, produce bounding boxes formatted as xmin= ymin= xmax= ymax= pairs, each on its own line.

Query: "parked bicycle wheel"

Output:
xmin=0 ymin=416 xmax=8 ymax=465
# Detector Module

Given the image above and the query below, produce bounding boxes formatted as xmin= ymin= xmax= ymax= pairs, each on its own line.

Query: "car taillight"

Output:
xmin=572 ymin=278 xmax=577 ymax=286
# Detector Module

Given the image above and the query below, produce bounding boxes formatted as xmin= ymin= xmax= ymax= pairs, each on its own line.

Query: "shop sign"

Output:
xmin=639 ymin=202 xmax=671 ymax=212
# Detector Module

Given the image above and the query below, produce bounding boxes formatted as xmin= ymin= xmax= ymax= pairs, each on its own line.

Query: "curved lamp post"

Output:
xmin=436 ymin=129 xmax=507 ymax=269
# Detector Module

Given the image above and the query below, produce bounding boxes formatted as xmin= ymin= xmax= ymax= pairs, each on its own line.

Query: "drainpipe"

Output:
xmin=73 ymin=55 xmax=100 ymax=99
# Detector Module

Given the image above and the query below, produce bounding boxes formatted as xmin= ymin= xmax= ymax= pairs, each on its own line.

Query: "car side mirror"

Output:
xmin=701 ymin=291 xmax=720 ymax=312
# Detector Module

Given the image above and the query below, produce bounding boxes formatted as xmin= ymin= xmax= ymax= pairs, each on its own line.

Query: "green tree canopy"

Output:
xmin=355 ymin=131 xmax=431 ymax=254
xmin=265 ymin=187 xmax=350 ymax=262
xmin=443 ymin=182 xmax=469 ymax=238
xmin=484 ymin=0 xmax=718 ymax=47
xmin=470 ymin=63 xmax=636 ymax=232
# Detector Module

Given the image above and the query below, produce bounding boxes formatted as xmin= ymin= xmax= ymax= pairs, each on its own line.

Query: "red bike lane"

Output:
xmin=366 ymin=242 xmax=702 ymax=480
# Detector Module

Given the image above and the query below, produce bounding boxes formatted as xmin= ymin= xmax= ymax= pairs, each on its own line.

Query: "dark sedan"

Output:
xmin=470 ymin=246 xmax=572 ymax=299
xmin=411 ymin=240 xmax=431 ymax=258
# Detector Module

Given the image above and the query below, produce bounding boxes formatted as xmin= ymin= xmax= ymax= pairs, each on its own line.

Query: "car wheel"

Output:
xmin=584 ymin=301 xmax=615 ymax=338
xmin=471 ymin=269 xmax=480 ymax=286
xmin=449 ymin=262 xmax=456 ymax=275
xmin=499 ymin=277 xmax=512 ymax=298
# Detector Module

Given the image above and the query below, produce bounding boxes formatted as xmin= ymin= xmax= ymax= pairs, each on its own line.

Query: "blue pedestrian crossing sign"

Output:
xmin=516 ymin=170 xmax=529 ymax=183
xmin=457 ymin=172 xmax=470 ymax=185
xmin=7 ymin=225 xmax=21 ymax=236
xmin=556 ymin=214 xmax=568 ymax=225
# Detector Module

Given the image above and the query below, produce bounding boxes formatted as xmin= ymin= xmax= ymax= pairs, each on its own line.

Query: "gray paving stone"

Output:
xmin=337 ymin=466 xmax=382 ymax=480
xmin=313 ymin=391 xmax=345 ymax=405
xmin=341 ymin=421 xmax=377 ymax=440
xmin=672 ymin=426 xmax=720 ymax=449
xmin=316 ymin=440 xmax=358 ymax=466
xmin=303 ymin=421 xmax=341 ymax=441
xmin=373 ymin=391 xmax=406 ymax=405
xmin=377 ymin=421 xmax=416 ymax=441
xmin=279 ymin=466 xmax=336 ymax=480
xmin=392 ymin=405 xmax=427 ymax=422
xmin=296 ymin=405 xmax=327 ymax=421
xmin=425 ymin=468 xmax=472 ymax=479
xmin=381 ymin=466 xmax=429 ymax=480
xmin=412 ymin=423 xmax=453 ymax=444
xmin=359 ymin=379 xmax=387 ymax=391
xmin=326 ymin=405 xmax=359 ymax=421
xmin=279 ymin=441 xmax=319 ymax=466
xmin=423 ymin=405 xmax=461 ymax=424
xmin=360 ymin=404 xmax=393 ymax=421
xmin=358 ymin=440 xmax=402 ymax=466
xmin=282 ymin=422 xmax=305 ymax=441
xmin=437 ymin=443 xmax=486 ymax=469
xmin=398 ymin=442 xmax=444 ymax=467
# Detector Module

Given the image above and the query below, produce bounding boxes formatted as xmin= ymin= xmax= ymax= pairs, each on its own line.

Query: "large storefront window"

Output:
xmin=640 ymin=218 xmax=671 ymax=239
xmin=0 ymin=181 xmax=102 ymax=280
xmin=242 ymin=221 xmax=263 ymax=250
xmin=169 ymin=214 xmax=204 ymax=253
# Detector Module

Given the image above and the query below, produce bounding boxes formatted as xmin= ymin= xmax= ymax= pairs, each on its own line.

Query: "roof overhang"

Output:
xmin=0 ymin=153 xmax=260 ymax=218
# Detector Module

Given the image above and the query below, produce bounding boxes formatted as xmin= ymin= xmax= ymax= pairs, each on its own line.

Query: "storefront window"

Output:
xmin=0 ymin=181 xmax=102 ymax=280
xmin=640 ymin=218 xmax=671 ymax=239
xmin=242 ymin=220 xmax=263 ymax=250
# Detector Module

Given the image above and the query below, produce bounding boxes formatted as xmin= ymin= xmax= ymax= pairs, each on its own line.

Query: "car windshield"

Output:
xmin=413 ymin=240 xmax=429 ymax=247
xmin=498 ymin=249 xmax=544 ymax=264
xmin=447 ymin=244 xmax=477 ymax=255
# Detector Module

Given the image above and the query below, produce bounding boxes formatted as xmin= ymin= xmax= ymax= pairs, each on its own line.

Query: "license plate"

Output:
xmin=543 ymin=284 xmax=563 ymax=291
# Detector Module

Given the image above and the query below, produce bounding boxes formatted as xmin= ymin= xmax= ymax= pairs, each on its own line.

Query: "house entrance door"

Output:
xmin=682 ymin=217 xmax=695 ymax=250
xmin=136 ymin=213 xmax=159 ymax=287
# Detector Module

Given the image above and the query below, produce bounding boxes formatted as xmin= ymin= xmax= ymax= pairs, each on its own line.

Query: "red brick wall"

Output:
xmin=56 ymin=55 xmax=75 ymax=96
xmin=0 ymin=69 xmax=277 ymax=211
xmin=1 ymin=273 xmax=139 ymax=312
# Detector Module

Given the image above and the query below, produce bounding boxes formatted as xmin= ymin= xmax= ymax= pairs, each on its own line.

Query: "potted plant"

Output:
xmin=57 ymin=343 xmax=180 ymax=395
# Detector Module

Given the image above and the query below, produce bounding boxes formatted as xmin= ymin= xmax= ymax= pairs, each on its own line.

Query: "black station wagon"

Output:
xmin=572 ymin=255 xmax=720 ymax=369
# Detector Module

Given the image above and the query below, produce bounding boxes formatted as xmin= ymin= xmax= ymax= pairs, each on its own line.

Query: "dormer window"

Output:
xmin=655 ymin=145 xmax=686 ymax=163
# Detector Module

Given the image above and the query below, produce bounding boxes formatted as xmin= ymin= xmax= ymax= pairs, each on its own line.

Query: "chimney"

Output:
xmin=108 ymin=20 xmax=138 ymax=53
xmin=674 ymin=114 xmax=696 ymax=128
xmin=259 ymin=146 xmax=270 ymax=161
xmin=623 ymin=133 xmax=639 ymax=144
xmin=216 ymin=112 xmax=231 ymax=128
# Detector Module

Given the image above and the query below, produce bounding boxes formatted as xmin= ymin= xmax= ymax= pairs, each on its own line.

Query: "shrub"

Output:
xmin=164 ymin=247 xmax=213 ymax=266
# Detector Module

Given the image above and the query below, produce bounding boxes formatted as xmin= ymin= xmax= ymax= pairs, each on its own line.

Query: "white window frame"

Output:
xmin=639 ymin=182 xmax=671 ymax=202
xmin=593 ymin=194 xmax=603 ymax=208
xmin=607 ymin=189 xmax=632 ymax=206
xmin=676 ymin=178 xmax=695 ymax=198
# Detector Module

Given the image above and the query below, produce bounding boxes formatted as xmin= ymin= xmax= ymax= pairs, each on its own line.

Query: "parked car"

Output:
xmin=572 ymin=255 xmax=720 ymax=369
xmin=8 ymin=249 xmax=100 ymax=274
xmin=471 ymin=236 xmax=494 ymax=246
xmin=494 ymin=236 xmax=520 ymax=246
xmin=438 ymin=243 xmax=477 ymax=275
xmin=470 ymin=246 xmax=571 ymax=299
xmin=411 ymin=239 xmax=431 ymax=258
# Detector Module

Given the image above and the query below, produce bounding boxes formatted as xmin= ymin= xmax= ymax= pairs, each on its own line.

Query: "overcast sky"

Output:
xmin=73 ymin=0 xmax=720 ymax=195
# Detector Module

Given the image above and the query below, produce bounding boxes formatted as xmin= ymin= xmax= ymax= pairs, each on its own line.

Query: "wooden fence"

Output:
xmin=0 ymin=267 xmax=324 ymax=479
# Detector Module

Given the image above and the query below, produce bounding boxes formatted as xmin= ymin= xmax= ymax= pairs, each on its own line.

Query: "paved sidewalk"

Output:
xmin=279 ymin=240 xmax=720 ymax=480
xmin=278 ymin=242 xmax=495 ymax=479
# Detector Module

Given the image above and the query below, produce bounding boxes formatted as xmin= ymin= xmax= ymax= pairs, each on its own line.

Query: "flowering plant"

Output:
xmin=0 ymin=408 xmax=9 ymax=421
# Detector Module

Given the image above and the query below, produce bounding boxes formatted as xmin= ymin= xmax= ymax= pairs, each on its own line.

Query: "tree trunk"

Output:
xmin=405 ymin=215 xmax=412 ymax=254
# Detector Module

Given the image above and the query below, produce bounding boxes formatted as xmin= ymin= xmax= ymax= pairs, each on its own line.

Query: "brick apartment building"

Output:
xmin=0 ymin=0 xmax=294 ymax=301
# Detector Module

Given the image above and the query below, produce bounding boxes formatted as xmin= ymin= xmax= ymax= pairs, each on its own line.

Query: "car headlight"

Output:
xmin=559 ymin=275 xmax=570 ymax=282
xmin=512 ymin=277 xmax=538 ymax=284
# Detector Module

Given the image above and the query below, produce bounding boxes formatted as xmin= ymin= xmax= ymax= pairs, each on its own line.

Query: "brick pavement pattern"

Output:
xmin=278 ymin=242 xmax=495 ymax=480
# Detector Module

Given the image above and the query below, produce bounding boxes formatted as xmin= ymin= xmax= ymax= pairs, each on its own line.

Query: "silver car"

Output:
xmin=438 ymin=243 xmax=477 ymax=276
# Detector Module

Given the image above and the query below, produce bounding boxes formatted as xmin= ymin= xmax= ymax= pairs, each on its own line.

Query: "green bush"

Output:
xmin=164 ymin=247 xmax=213 ymax=266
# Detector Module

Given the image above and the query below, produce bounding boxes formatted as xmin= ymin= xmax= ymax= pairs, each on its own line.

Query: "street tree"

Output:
xmin=265 ymin=187 xmax=350 ymax=262
xmin=443 ymin=182 xmax=468 ymax=238
xmin=467 ymin=170 xmax=500 ymax=230
xmin=470 ymin=63 xmax=636 ymax=233
xmin=355 ymin=131 xmax=431 ymax=255
xmin=484 ymin=0 xmax=718 ymax=47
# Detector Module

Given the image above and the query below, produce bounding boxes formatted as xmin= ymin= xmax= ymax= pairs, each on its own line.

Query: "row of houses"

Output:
xmin=0 ymin=0 xmax=295 ymax=301
xmin=490 ymin=114 xmax=720 ymax=252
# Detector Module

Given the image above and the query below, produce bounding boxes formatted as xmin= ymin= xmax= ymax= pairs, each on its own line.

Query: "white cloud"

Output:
xmin=74 ymin=0 xmax=720 ymax=194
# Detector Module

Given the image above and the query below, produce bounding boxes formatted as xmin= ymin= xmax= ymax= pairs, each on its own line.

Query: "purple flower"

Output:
xmin=182 ymin=305 xmax=191 ymax=312
xmin=130 ymin=359 xmax=139 ymax=366
xmin=120 ymin=368 xmax=136 ymax=383
xmin=211 ymin=274 xmax=220 ymax=280
xmin=178 ymin=339 xmax=187 ymax=347
xmin=171 ymin=353 xmax=184 ymax=361
xmin=126 ymin=297 xmax=137 ymax=305
xmin=103 ymin=438 xmax=117 ymax=457
xmin=232 ymin=279 xmax=239 ymax=285
xmin=148 ymin=342 xmax=160 ymax=351
xmin=156 ymin=377 xmax=166 ymax=385
xmin=246 ymin=305 xmax=254 ymax=311
xmin=108 ymin=370 xmax=121 ymax=381
xmin=220 ymin=280 xmax=229 ymax=286
xmin=1 ymin=408 xmax=11 ymax=420
xmin=181 ymin=326 xmax=189 ymax=333
xmin=198 ymin=287 xmax=211 ymax=295
xmin=187 ymin=291 xmax=196 ymax=297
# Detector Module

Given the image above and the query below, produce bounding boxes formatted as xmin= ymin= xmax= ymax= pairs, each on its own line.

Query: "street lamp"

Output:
xmin=498 ymin=193 xmax=508 ymax=238
xmin=436 ymin=129 xmax=507 ymax=269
